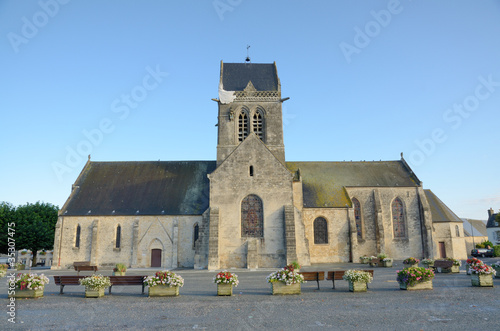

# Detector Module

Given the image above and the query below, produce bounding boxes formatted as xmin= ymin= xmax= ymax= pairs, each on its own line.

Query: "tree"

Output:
xmin=15 ymin=202 xmax=59 ymax=266
xmin=0 ymin=202 xmax=16 ymax=254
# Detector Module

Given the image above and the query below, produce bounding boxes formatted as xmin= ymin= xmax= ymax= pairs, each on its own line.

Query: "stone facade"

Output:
xmin=52 ymin=61 xmax=467 ymax=270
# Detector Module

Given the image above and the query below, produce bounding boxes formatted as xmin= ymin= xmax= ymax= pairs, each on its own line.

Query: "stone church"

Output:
xmin=52 ymin=61 xmax=467 ymax=270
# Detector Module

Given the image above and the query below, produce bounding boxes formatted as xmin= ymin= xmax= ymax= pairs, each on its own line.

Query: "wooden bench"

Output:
xmin=73 ymin=262 xmax=98 ymax=275
xmin=326 ymin=270 xmax=374 ymax=289
xmin=298 ymin=271 xmax=324 ymax=290
xmin=54 ymin=275 xmax=147 ymax=295
xmin=108 ymin=276 xmax=147 ymax=294
xmin=432 ymin=260 xmax=453 ymax=273
xmin=53 ymin=275 xmax=86 ymax=294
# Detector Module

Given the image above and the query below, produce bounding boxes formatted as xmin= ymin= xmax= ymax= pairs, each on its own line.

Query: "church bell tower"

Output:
xmin=215 ymin=61 xmax=286 ymax=166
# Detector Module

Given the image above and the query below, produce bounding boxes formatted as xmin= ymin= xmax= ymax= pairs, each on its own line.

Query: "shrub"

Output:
xmin=493 ymin=245 xmax=500 ymax=257
xmin=397 ymin=267 xmax=434 ymax=286
xmin=113 ymin=263 xmax=127 ymax=272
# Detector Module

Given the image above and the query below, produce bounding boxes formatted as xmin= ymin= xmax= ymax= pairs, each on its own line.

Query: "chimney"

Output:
xmin=488 ymin=208 xmax=494 ymax=218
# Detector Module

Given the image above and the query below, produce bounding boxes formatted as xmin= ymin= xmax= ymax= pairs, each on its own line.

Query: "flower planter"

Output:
xmin=399 ymin=280 xmax=433 ymax=291
xmin=271 ymin=282 xmax=301 ymax=295
xmin=112 ymin=271 xmax=126 ymax=276
xmin=17 ymin=264 xmax=25 ymax=270
xmin=10 ymin=288 xmax=45 ymax=298
xmin=422 ymin=263 xmax=434 ymax=269
xmin=471 ymin=274 xmax=494 ymax=287
xmin=85 ymin=288 xmax=105 ymax=298
xmin=348 ymin=281 xmax=367 ymax=292
xmin=217 ymin=283 xmax=233 ymax=296
xmin=381 ymin=260 xmax=393 ymax=267
xmin=148 ymin=285 xmax=180 ymax=297
xmin=369 ymin=261 xmax=378 ymax=267
xmin=360 ymin=257 xmax=370 ymax=264
xmin=403 ymin=263 xmax=419 ymax=269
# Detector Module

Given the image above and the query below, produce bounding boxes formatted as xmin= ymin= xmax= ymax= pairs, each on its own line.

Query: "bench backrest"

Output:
xmin=53 ymin=276 xmax=86 ymax=285
xmin=109 ymin=276 xmax=146 ymax=285
xmin=434 ymin=260 xmax=453 ymax=268
xmin=327 ymin=270 xmax=374 ymax=280
xmin=298 ymin=271 xmax=325 ymax=281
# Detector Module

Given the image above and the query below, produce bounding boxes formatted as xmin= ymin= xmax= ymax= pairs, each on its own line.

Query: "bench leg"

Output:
xmin=332 ymin=279 xmax=335 ymax=289
xmin=60 ymin=285 xmax=64 ymax=295
xmin=142 ymin=284 xmax=145 ymax=294
xmin=316 ymin=278 xmax=320 ymax=290
xmin=109 ymin=286 xmax=112 ymax=295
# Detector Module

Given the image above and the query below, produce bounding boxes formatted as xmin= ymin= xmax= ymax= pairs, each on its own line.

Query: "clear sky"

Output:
xmin=1 ymin=0 xmax=499 ymax=220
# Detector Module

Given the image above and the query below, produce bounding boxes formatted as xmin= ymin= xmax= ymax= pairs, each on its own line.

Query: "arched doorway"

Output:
xmin=151 ymin=249 xmax=162 ymax=267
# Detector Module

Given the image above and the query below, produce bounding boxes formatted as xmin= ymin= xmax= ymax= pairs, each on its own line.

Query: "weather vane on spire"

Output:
xmin=245 ymin=45 xmax=251 ymax=63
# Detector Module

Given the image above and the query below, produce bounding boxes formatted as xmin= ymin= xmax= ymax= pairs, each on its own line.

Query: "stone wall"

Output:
xmin=433 ymin=222 xmax=468 ymax=260
xmin=51 ymin=215 xmax=201 ymax=270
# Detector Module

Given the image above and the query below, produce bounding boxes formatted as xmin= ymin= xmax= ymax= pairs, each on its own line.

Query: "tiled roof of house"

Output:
xmin=60 ymin=161 xmax=216 ymax=216
xmin=486 ymin=212 xmax=499 ymax=228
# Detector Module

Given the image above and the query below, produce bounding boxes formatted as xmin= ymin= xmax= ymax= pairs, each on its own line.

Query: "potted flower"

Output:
xmin=9 ymin=273 xmax=50 ymax=298
xmin=213 ymin=270 xmax=239 ymax=296
xmin=421 ymin=258 xmax=435 ymax=268
xmin=359 ymin=255 xmax=370 ymax=264
xmin=470 ymin=261 xmax=496 ymax=287
xmin=16 ymin=262 xmax=25 ymax=270
xmin=39 ymin=250 xmax=47 ymax=256
xmin=403 ymin=257 xmax=420 ymax=268
xmin=466 ymin=257 xmax=483 ymax=275
xmin=397 ymin=267 xmax=435 ymax=290
xmin=445 ymin=258 xmax=461 ymax=273
xmin=342 ymin=270 xmax=373 ymax=292
xmin=0 ymin=269 xmax=6 ymax=278
xmin=20 ymin=249 xmax=28 ymax=256
xmin=113 ymin=263 xmax=127 ymax=276
xmin=492 ymin=261 xmax=500 ymax=279
xmin=79 ymin=274 xmax=112 ymax=298
xmin=379 ymin=254 xmax=393 ymax=267
xmin=368 ymin=256 xmax=379 ymax=267
xmin=144 ymin=270 xmax=184 ymax=297
xmin=266 ymin=264 xmax=304 ymax=295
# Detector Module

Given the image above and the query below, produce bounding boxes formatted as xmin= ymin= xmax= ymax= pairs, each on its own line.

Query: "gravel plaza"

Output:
xmin=2 ymin=259 xmax=499 ymax=330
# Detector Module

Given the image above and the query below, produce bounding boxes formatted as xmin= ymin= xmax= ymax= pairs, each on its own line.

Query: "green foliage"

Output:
xmin=481 ymin=240 xmax=493 ymax=248
xmin=0 ymin=201 xmax=58 ymax=264
xmin=494 ymin=245 xmax=500 ymax=257
xmin=476 ymin=243 xmax=485 ymax=248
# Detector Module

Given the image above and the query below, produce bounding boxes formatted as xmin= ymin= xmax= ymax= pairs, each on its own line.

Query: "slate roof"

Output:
xmin=424 ymin=189 xmax=462 ymax=223
xmin=221 ymin=62 xmax=278 ymax=91
xmin=286 ymin=161 xmax=420 ymax=208
xmin=61 ymin=161 xmax=216 ymax=216
xmin=462 ymin=219 xmax=488 ymax=236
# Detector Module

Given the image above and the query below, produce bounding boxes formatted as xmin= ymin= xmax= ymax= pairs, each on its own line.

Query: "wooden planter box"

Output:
xmin=271 ymin=282 xmax=301 ymax=295
xmin=348 ymin=281 xmax=367 ymax=292
xmin=217 ymin=284 xmax=233 ymax=296
xmin=399 ymin=280 xmax=433 ymax=291
xmin=85 ymin=288 xmax=105 ymax=298
xmin=360 ymin=257 xmax=370 ymax=264
xmin=381 ymin=260 xmax=393 ymax=267
xmin=148 ymin=285 xmax=180 ymax=297
xmin=471 ymin=274 xmax=494 ymax=287
xmin=10 ymin=288 xmax=44 ymax=298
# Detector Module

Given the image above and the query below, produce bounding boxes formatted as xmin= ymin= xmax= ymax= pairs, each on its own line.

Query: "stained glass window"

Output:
xmin=253 ymin=111 xmax=263 ymax=140
xmin=241 ymin=194 xmax=263 ymax=237
xmin=314 ymin=217 xmax=328 ymax=244
xmin=238 ymin=112 xmax=248 ymax=142
xmin=392 ymin=198 xmax=406 ymax=238
xmin=352 ymin=198 xmax=362 ymax=238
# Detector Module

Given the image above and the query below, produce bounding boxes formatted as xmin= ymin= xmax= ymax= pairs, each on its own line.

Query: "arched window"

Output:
xmin=193 ymin=223 xmax=199 ymax=248
xmin=238 ymin=112 xmax=249 ymax=142
xmin=115 ymin=225 xmax=121 ymax=248
xmin=392 ymin=198 xmax=406 ymax=238
xmin=241 ymin=194 xmax=263 ymax=237
xmin=253 ymin=111 xmax=263 ymax=141
xmin=455 ymin=225 xmax=460 ymax=237
xmin=75 ymin=224 xmax=81 ymax=248
xmin=313 ymin=217 xmax=328 ymax=244
xmin=352 ymin=198 xmax=362 ymax=238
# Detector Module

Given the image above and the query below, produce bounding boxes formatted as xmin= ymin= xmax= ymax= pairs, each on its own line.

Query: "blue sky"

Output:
xmin=1 ymin=0 xmax=499 ymax=220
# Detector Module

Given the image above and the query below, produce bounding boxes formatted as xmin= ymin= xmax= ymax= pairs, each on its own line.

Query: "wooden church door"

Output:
xmin=151 ymin=249 xmax=162 ymax=267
